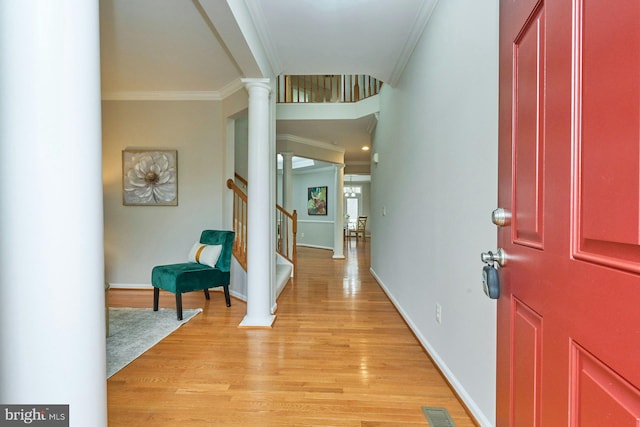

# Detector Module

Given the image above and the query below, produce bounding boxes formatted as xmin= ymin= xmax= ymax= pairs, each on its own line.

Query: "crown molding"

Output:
xmin=101 ymin=90 xmax=225 ymax=101
xmin=219 ymin=78 xmax=246 ymax=98
xmin=243 ymin=0 xmax=283 ymax=75
xmin=277 ymin=133 xmax=345 ymax=153
xmin=388 ymin=0 xmax=439 ymax=86
xmin=292 ymin=165 xmax=336 ymax=175
xmin=101 ymin=79 xmax=244 ymax=101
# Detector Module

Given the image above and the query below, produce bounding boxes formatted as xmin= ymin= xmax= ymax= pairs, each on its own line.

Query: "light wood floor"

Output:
xmin=108 ymin=240 xmax=478 ymax=426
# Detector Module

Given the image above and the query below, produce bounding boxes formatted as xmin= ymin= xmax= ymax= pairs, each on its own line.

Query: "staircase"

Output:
xmin=226 ymin=174 xmax=297 ymax=294
xmin=226 ymin=176 xmax=248 ymax=270
xmin=275 ymin=257 xmax=293 ymax=298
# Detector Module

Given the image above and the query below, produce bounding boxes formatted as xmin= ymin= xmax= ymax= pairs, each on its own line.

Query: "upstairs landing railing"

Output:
xmin=277 ymin=74 xmax=382 ymax=104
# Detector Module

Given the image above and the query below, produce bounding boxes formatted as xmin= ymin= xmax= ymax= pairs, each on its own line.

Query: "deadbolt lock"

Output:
xmin=491 ymin=208 xmax=511 ymax=227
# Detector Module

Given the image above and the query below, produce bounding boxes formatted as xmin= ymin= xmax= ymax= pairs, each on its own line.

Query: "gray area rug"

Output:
xmin=107 ymin=307 xmax=202 ymax=378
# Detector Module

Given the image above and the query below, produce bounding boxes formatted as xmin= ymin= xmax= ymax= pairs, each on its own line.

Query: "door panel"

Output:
xmin=570 ymin=343 xmax=640 ymax=427
xmin=574 ymin=0 xmax=640 ymax=271
xmin=498 ymin=0 xmax=640 ymax=425
xmin=513 ymin=5 xmax=545 ymax=249
xmin=512 ymin=299 xmax=542 ymax=427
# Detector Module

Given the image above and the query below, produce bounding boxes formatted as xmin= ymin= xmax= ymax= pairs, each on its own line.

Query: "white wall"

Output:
xmin=103 ymin=100 xmax=227 ymax=287
xmin=280 ymin=168 xmax=371 ymax=246
xmin=293 ymin=167 xmax=336 ymax=249
xmin=344 ymin=181 xmax=371 ymax=234
xmin=234 ymin=115 xmax=249 ymax=181
xmin=370 ymin=1 xmax=499 ymax=425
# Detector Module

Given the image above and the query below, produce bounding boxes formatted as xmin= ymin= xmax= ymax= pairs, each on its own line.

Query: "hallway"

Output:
xmin=107 ymin=241 xmax=477 ymax=426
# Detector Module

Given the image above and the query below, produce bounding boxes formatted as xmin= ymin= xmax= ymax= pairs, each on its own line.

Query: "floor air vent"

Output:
xmin=421 ymin=406 xmax=457 ymax=427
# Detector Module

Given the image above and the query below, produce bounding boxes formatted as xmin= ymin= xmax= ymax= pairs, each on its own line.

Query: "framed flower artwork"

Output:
xmin=122 ymin=149 xmax=178 ymax=206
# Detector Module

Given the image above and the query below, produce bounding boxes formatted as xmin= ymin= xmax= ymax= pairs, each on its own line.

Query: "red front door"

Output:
xmin=497 ymin=0 xmax=640 ymax=425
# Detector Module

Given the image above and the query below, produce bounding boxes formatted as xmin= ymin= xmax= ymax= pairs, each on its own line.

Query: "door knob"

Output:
xmin=491 ymin=208 xmax=511 ymax=227
xmin=481 ymin=248 xmax=506 ymax=267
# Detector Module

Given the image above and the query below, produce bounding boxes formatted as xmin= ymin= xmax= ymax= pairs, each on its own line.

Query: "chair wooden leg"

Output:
xmin=203 ymin=289 xmax=210 ymax=300
xmin=223 ymin=285 xmax=231 ymax=307
xmin=153 ymin=287 xmax=159 ymax=311
xmin=176 ymin=293 xmax=183 ymax=320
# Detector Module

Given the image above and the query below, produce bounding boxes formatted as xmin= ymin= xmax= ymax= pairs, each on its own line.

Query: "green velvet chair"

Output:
xmin=152 ymin=230 xmax=235 ymax=320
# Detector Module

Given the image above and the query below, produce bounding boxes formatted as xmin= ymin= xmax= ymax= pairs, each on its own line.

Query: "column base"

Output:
xmin=238 ymin=314 xmax=276 ymax=328
xmin=332 ymin=254 xmax=346 ymax=259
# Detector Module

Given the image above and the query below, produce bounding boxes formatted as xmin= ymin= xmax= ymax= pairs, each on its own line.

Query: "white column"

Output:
xmin=333 ymin=164 xmax=346 ymax=259
xmin=0 ymin=1 xmax=106 ymax=425
xmin=240 ymin=78 xmax=275 ymax=327
xmin=281 ymin=152 xmax=294 ymax=211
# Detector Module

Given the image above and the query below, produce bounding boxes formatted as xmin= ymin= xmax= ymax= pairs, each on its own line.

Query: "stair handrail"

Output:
xmin=276 ymin=204 xmax=297 ymax=270
xmin=234 ymin=172 xmax=248 ymax=187
xmin=227 ymin=174 xmax=298 ymax=274
xmin=226 ymin=178 xmax=247 ymax=271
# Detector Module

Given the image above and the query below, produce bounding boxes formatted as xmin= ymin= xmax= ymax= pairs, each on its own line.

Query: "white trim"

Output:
xmin=109 ymin=283 xmax=247 ymax=303
xmin=292 ymin=165 xmax=336 ymax=175
xmin=369 ymin=267 xmax=492 ymax=427
xmin=388 ymin=0 xmax=439 ymax=86
xmin=277 ymin=133 xmax=345 ymax=153
xmin=239 ymin=314 xmax=276 ymax=328
xmin=101 ymin=79 xmax=244 ymax=101
xmin=218 ymin=79 xmax=247 ymax=98
xmin=298 ymin=219 xmax=334 ymax=224
xmin=108 ymin=283 xmax=153 ymax=289
xmin=241 ymin=77 xmax=271 ymax=91
xmin=276 ymin=95 xmax=380 ymax=120
xmin=296 ymin=243 xmax=333 ymax=251
xmin=102 ymin=91 xmax=222 ymax=101
xmin=243 ymin=0 xmax=283 ymax=75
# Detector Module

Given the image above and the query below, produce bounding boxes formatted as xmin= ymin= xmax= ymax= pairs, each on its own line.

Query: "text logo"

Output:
xmin=1 ymin=405 xmax=68 ymax=426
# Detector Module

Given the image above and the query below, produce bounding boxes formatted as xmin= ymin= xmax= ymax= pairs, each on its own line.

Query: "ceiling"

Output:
xmin=277 ymin=116 xmax=376 ymax=164
xmin=100 ymin=0 xmax=437 ymax=167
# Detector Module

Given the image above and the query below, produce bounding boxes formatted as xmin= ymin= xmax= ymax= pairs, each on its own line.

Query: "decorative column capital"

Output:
xmin=280 ymin=151 xmax=294 ymax=159
xmin=241 ymin=78 xmax=272 ymax=94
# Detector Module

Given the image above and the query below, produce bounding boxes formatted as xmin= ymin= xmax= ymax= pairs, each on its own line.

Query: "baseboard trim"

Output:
xmin=108 ymin=283 xmax=248 ymax=303
xmin=369 ymin=267 xmax=488 ymax=427
xmin=296 ymin=243 xmax=333 ymax=251
xmin=108 ymin=283 xmax=153 ymax=289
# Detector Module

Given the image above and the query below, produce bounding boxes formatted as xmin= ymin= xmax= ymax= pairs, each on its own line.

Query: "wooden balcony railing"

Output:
xmin=226 ymin=178 xmax=247 ymax=271
xmin=277 ymin=74 xmax=382 ymax=104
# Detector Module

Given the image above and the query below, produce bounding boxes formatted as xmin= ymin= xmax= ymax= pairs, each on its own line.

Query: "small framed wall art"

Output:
xmin=307 ymin=186 xmax=327 ymax=215
xmin=122 ymin=149 xmax=178 ymax=206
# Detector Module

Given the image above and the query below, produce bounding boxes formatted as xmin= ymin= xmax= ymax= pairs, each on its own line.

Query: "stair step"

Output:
xmin=276 ymin=263 xmax=292 ymax=282
xmin=275 ymin=263 xmax=293 ymax=298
